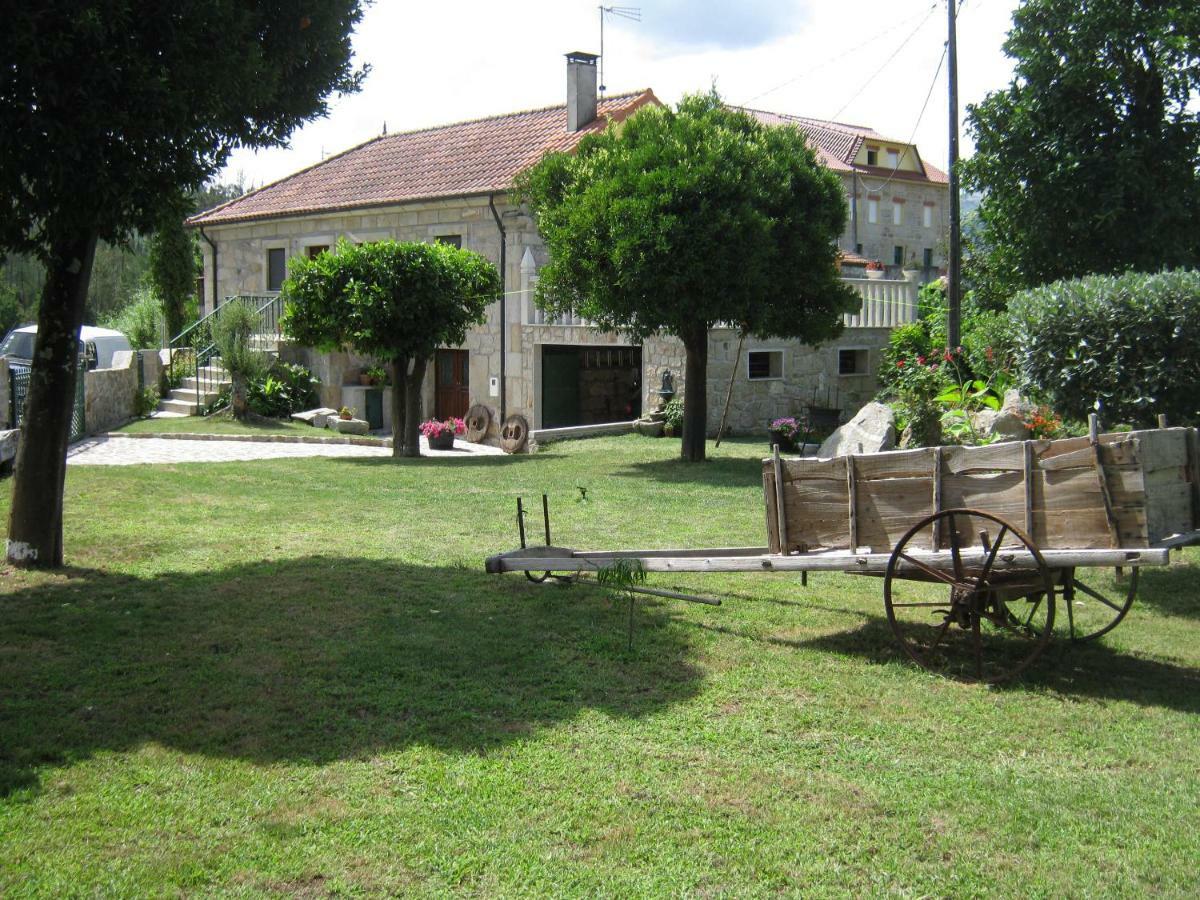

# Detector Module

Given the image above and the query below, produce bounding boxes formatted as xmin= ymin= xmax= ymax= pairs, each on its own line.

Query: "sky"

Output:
xmin=221 ymin=0 xmax=1021 ymax=191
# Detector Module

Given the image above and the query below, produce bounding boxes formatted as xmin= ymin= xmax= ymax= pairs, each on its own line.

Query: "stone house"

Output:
xmin=187 ymin=52 xmax=947 ymax=438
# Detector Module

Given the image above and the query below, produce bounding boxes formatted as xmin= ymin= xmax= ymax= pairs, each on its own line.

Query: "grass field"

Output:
xmin=117 ymin=414 xmax=321 ymax=437
xmin=1 ymin=435 xmax=1198 ymax=896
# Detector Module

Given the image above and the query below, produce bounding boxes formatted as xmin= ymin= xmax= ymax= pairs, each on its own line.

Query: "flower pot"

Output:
xmin=769 ymin=430 xmax=798 ymax=453
xmin=865 ymin=269 xmax=884 ymax=280
xmin=426 ymin=431 xmax=455 ymax=450
xmin=359 ymin=374 xmax=374 ymax=386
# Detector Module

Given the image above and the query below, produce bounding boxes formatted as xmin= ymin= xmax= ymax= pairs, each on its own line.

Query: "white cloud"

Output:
xmin=221 ymin=0 xmax=1019 ymax=191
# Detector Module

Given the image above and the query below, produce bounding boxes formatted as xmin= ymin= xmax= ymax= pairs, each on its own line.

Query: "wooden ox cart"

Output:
xmin=485 ymin=424 xmax=1200 ymax=683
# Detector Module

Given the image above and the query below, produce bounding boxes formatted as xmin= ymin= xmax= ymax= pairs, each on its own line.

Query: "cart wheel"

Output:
xmin=1057 ymin=566 xmax=1137 ymax=642
xmin=884 ymin=508 xmax=1056 ymax=684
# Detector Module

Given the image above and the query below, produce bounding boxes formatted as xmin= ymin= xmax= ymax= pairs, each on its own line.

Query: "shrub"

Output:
xmin=661 ymin=397 xmax=685 ymax=432
xmin=103 ymin=287 xmax=165 ymax=350
xmin=212 ymin=303 xmax=267 ymax=418
xmin=248 ymin=362 xmax=320 ymax=418
xmin=1009 ymin=270 xmax=1200 ymax=426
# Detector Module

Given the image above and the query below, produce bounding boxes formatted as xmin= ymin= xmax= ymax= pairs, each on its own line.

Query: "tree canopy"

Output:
xmin=283 ymin=240 xmax=499 ymax=457
xmin=1 ymin=1 xmax=365 ymax=567
xmin=516 ymin=90 xmax=859 ymax=461
xmin=961 ymin=0 xmax=1200 ymax=302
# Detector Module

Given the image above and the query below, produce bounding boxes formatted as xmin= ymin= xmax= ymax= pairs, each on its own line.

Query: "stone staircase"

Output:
xmin=155 ymin=364 xmax=231 ymax=417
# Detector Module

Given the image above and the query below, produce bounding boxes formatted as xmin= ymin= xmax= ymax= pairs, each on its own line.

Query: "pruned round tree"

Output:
xmin=0 ymin=1 xmax=366 ymax=568
xmin=282 ymin=240 xmax=499 ymax=457
xmin=516 ymin=90 xmax=859 ymax=462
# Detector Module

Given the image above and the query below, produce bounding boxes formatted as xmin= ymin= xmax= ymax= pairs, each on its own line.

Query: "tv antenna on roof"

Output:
xmin=599 ymin=6 xmax=640 ymax=98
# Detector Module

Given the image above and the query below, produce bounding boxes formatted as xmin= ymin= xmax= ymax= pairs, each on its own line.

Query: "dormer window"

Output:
xmin=887 ymin=148 xmax=900 ymax=168
xmin=866 ymin=147 xmax=878 ymax=166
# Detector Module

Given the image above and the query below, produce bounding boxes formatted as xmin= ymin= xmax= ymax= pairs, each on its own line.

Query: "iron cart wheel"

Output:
xmin=1056 ymin=566 xmax=1138 ymax=642
xmin=883 ymin=508 xmax=1056 ymax=684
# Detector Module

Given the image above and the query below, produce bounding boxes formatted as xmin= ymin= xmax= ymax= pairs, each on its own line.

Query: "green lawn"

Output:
xmin=1 ymin=435 xmax=1198 ymax=896
xmin=118 ymin=414 xmax=324 ymax=437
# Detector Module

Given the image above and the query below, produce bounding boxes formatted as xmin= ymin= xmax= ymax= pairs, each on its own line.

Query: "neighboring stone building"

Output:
xmin=187 ymin=52 xmax=946 ymax=438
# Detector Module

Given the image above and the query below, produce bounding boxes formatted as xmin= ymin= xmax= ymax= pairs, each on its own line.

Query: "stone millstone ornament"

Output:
xmin=818 ymin=401 xmax=896 ymax=457
xmin=499 ymin=414 xmax=529 ymax=454
xmin=464 ymin=404 xmax=493 ymax=443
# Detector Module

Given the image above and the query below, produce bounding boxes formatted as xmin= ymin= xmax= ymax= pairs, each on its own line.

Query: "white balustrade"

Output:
xmin=840 ymin=276 xmax=919 ymax=329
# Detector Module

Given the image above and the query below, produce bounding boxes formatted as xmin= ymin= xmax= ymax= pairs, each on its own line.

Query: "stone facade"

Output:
xmin=842 ymin=173 xmax=948 ymax=271
xmin=198 ymin=194 xmax=931 ymax=440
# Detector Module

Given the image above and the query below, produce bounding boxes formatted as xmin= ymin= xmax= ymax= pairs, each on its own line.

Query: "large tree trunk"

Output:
xmin=7 ymin=232 xmax=98 ymax=568
xmin=399 ymin=355 xmax=427 ymax=458
xmin=389 ymin=356 xmax=407 ymax=458
xmin=681 ymin=327 xmax=709 ymax=463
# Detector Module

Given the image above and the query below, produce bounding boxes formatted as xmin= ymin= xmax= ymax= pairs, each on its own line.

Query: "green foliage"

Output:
xmin=0 ymin=275 xmax=33 ymax=337
xmin=103 ymin=287 xmax=164 ymax=350
xmin=212 ymin=303 xmax=267 ymax=417
xmin=247 ymin=362 xmax=320 ymax=418
xmin=283 ymin=240 xmax=497 ymax=361
xmin=148 ymin=205 xmax=199 ymax=339
xmin=132 ymin=386 xmax=159 ymax=418
xmin=961 ymin=0 xmax=1200 ymax=302
xmin=661 ymin=398 xmax=685 ymax=432
xmin=516 ymin=89 xmax=859 ymax=461
xmin=1009 ymin=269 xmax=1200 ymax=426
xmin=283 ymin=240 xmax=499 ymax=455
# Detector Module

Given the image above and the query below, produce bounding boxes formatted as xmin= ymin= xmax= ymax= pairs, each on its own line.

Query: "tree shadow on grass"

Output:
xmin=0 ymin=558 xmax=702 ymax=798
xmin=612 ymin=455 xmax=765 ymax=490
xmin=1132 ymin=561 xmax=1200 ymax=621
xmin=792 ymin=615 xmax=1200 ymax=713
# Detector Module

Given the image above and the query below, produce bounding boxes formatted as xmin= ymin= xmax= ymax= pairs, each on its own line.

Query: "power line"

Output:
xmin=827 ymin=4 xmax=940 ymax=123
xmin=738 ymin=3 xmax=938 ymax=108
xmin=858 ymin=42 xmax=948 ymax=193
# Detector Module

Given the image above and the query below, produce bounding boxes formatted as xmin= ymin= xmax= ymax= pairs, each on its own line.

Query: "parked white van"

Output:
xmin=0 ymin=325 xmax=132 ymax=371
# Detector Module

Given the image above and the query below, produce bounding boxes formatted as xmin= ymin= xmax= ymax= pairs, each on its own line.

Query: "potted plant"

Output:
xmin=865 ymin=260 xmax=885 ymax=280
xmin=338 ymin=406 xmax=354 ymax=420
xmin=420 ymin=416 xmax=465 ymax=450
xmin=364 ymin=364 xmax=389 ymax=386
xmin=769 ymin=416 xmax=802 ymax=453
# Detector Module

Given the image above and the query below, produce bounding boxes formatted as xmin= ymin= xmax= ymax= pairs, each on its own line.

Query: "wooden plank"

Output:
xmin=942 ymin=442 xmax=1025 ymax=474
xmin=490 ymin=546 xmax=1170 ymax=575
xmin=773 ymin=444 xmax=789 ymax=553
xmin=1089 ymin=416 xmax=1121 ymax=548
xmin=850 ymin=447 xmax=937 ymax=480
xmin=1022 ymin=440 xmax=1035 ymax=537
xmin=855 ymin=476 xmax=937 ymax=552
xmin=932 ymin=446 xmax=943 ymax=550
xmin=1189 ymin=428 xmax=1200 ymax=533
xmin=846 ymin=454 xmax=859 ymax=550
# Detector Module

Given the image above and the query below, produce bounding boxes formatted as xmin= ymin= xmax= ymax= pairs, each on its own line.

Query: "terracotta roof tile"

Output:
xmin=736 ymin=106 xmax=947 ymax=184
xmin=189 ymin=90 xmax=658 ymax=226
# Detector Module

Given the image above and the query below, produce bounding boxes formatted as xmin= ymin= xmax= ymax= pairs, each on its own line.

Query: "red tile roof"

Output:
xmin=189 ymin=90 xmax=658 ymax=226
xmin=190 ymin=92 xmax=945 ymax=228
xmin=736 ymin=106 xmax=948 ymax=185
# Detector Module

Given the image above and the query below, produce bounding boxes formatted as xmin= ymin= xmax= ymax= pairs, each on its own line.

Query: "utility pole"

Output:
xmin=946 ymin=0 xmax=962 ymax=349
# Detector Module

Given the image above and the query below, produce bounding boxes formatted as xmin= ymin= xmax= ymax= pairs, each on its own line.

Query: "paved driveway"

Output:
xmin=67 ymin=435 xmax=503 ymax=466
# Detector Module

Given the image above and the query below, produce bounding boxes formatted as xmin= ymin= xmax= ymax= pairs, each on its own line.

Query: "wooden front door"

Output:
xmin=434 ymin=349 xmax=470 ymax=419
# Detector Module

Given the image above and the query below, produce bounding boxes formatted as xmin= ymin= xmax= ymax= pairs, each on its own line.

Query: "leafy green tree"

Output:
xmin=0 ymin=0 xmax=365 ymax=568
xmin=516 ymin=90 xmax=859 ymax=462
xmin=962 ymin=0 xmax=1200 ymax=303
xmin=149 ymin=203 xmax=200 ymax=341
xmin=283 ymin=241 xmax=498 ymax=457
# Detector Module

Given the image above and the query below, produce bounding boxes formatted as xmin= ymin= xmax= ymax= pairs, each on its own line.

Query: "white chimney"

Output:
xmin=565 ymin=51 xmax=599 ymax=132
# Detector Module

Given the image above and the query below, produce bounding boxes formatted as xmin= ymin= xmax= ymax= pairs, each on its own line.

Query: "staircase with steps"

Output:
xmin=158 ymin=295 xmax=285 ymax=418
xmin=156 ymin=364 xmax=232 ymax=417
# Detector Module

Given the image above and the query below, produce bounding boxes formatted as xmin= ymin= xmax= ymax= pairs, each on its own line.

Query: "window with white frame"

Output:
xmin=867 ymin=198 xmax=878 ymax=224
xmin=747 ymin=349 xmax=784 ymax=380
xmin=923 ymin=204 xmax=933 ymax=228
xmin=892 ymin=202 xmax=903 ymax=225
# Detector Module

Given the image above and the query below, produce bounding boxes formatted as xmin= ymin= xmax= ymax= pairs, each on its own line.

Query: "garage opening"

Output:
xmin=540 ymin=345 xmax=642 ymax=429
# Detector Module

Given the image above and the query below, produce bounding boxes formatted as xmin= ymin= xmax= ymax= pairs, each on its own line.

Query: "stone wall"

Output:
xmin=203 ymin=195 xmax=921 ymax=443
xmin=84 ymin=351 xmax=141 ymax=434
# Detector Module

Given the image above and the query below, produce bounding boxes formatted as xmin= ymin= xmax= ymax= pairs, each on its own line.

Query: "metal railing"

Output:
xmin=168 ymin=294 xmax=284 ymax=415
xmin=9 ymin=365 xmax=85 ymax=441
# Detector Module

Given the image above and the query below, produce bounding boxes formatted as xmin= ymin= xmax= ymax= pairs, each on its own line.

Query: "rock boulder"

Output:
xmin=818 ymin=401 xmax=896 ymax=457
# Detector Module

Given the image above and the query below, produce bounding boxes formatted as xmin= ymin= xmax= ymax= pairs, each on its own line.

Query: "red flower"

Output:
xmin=917 ymin=355 xmax=926 ymax=365
xmin=897 ymin=359 xmax=906 ymax=368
